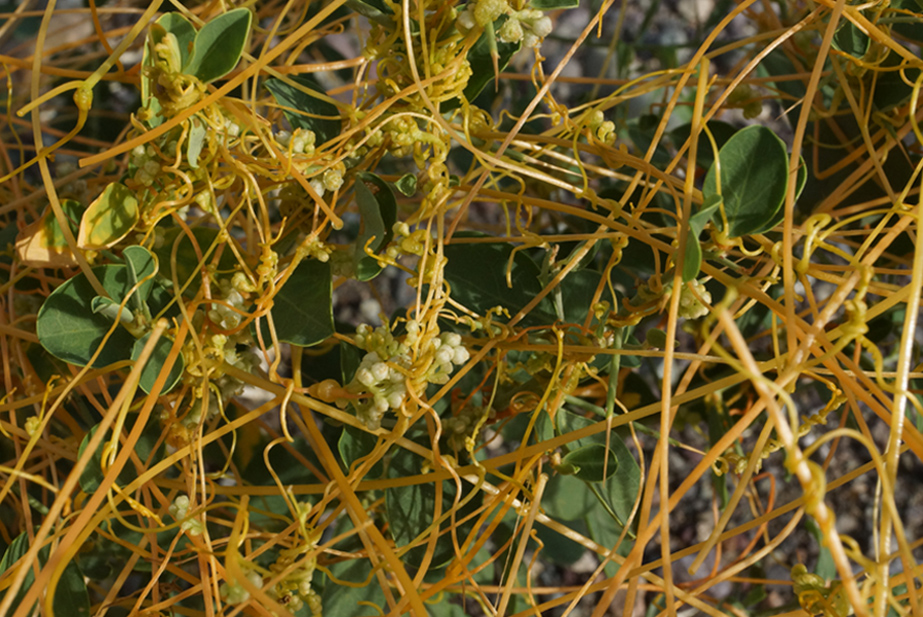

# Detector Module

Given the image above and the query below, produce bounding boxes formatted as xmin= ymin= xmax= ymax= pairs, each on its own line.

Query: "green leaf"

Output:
xmin=531 ymin=0 xmax=579 ymax=7
xmin=91 ymin=295 xmax=134 ymax=325
xmin=833 ymin=21 xmax=869 ymax=57
xmin=338 ymin=424 xmax=383 ymax=478
xmin=385 ymin=443 xmax=481 ymax=568
xmin=131 ymin=332 xmax=184 ymax=394
xmin=669 ymin=120 xmax=736 ymax=168
xmin=37 ymin=265 xmax=138 ymax=368
xmin=77 ymin=182 xmax=139 ymax=250
xmin=746 ymin=155 xmax=807 ymax=235
xmin=153 ymin=227 xmax=238 ymax=296
xmin=561 ymin=443 xmax=618 ymax=482
xmin=187 ymin=117 xmax=206 ymax=168
xmin=354 ymin=172 xmax=397 ymax=281
xmin=321 ymin=517 xmax=387 ymax=615
xmin=0 ymin=531 xmax=90 ymax=617
xmin=555 ymin=409 xmax=641 ymax=525
xmin=445 ymin=19 xmax=521 ymax=111
xmin=265 ymin=74 xmax=342 ymax=145
xmin=682 ymin=194 xmax=722 ymax=282
xmin=77 ymin=416 xmax=166 ymax=494
xmin=394 ymin=173 xmax=417 ymax=196
xmin=558 ymin=269 xmax=615 ymax=324
xmin=183 ymin=8 xmax=252 ymax=83
xmin=344 ymin=0 xmax=395 ymax=27
xmin=256 ymin=258 xmax=334 ymax=347
xmin=443 ymin=235 xmax=555 ymax=325
xmin=123 ymin=245 xmax=157 ymax=311
xmin=141 ymin=13 xmax=196 ymax=126
xmin=703 ymin=125 xmax=789 ymax=238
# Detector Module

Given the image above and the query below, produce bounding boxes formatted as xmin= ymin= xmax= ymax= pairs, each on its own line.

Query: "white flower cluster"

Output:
xmin=168 ymin=494 xmax=203 ymax=535
xmin=276 ymin=128 xmax=316 ymax=156
xmin=207 ymin=274 xmax=251 ymax=330
xmin=443 ymin=405 xmax=494 ymax=452
xmin=219 ymin=570 xmax=263 ymax=605
xmin=345 ymin=322 xmax=470 ymax=430
xmin=678 ymin=279 xmax=712 ymax=320
xmin=457 ymin=0 xmax=553 ymax=47
xmin=130 ymin=144 xmax=162 ymax=187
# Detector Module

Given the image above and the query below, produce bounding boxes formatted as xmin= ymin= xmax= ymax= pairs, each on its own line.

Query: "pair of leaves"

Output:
xmin=0 ymin=531 xmax=90 ymax=617
xmin=153 ymin=9 xmax=251 ymax=83
xmin=36 ymin=246 xmax=185 ymax=394
xmin=141 ymin=10 xmax=251 ymax=123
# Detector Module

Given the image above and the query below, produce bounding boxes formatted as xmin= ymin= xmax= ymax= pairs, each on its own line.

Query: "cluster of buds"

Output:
xmin=457 ymin=0 xmax=553 ymax=48
xmin=219 ymin=571 xmax=264 ymax=605
xmin=726 ymin=83 xmax=763 ymax=119
xmin=168 ymin=494 xmax=204 ymax=535
xmin=276 ymin=128 xmax=316 ymax=156
xmin=267 ymin=523 xmax=322 ymax=615
xmin=443 ymin=405 xmax=495 ymax=452
xmin=587 ymin=110 xmax=616 ymax=146
xmin=325 ymin=322 xmax=471 ymax=430
xmin=677 ymin=279 xmax=712 ymax=320
xmin=130 ymin=144 xmax=163 ymax=187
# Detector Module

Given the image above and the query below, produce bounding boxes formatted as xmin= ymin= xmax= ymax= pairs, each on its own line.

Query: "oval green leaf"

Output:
xmin=0 ymin=531 xmax=90 ymax=617
xmin=37 ymin=265 xmax=138 ymax=368
xmin=384 ymin=443 xmax=481 ymax=568
xmin=131 ymin=332 xmax=185 ymax=394
xmin=703 ymin=125 xmax=789 ymax=238
xmin=255 ymin=258 xmax=334 ymax=347
xmin=77 ymin=416 xmax=167 ymax=494
xmin=184 ymin=8 xmax=252 ymax=84
xmin=265 ymin=74 xmax=343 ymax=145
xmin=682 ymin=194 xmax=722 ymax=282
xmin=354 ymin=172 xmax=397 ymax=281
xmin=123 ymin=244 xmax=157 ymax=313
xmin=153 ymin=227 xmax=238 ymax=297
xmin=561 ymin=443 xmax=618 ymax=483
xmin=443 ymin=234 xmax=555 ymax=325
xmin=77 ymin=182 xmax=139 ymax=250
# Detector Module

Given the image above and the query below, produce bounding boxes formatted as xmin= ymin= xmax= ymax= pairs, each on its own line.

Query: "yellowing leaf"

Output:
xmin=15 ymin=199 xmax=83 ymax=268
xmin=78 ymin=182 xmax=139 ymax=250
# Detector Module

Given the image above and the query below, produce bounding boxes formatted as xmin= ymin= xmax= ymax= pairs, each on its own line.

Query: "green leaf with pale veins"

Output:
xmin=77 ymin=182 xmax=139 ymax=250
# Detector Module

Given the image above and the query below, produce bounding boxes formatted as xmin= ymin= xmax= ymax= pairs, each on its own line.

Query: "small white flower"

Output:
xmin=371 ymin=362 xmax=390 ymax=381
xmin=532 ymin=15 xmax=553 ymax=38
xmin=453 ymin=346 xmax=470 ymax=365
xmin=387 ymin=390 xmax=405 ymax=408
xmin=357 ymin=368 xmax=375 ymax=387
